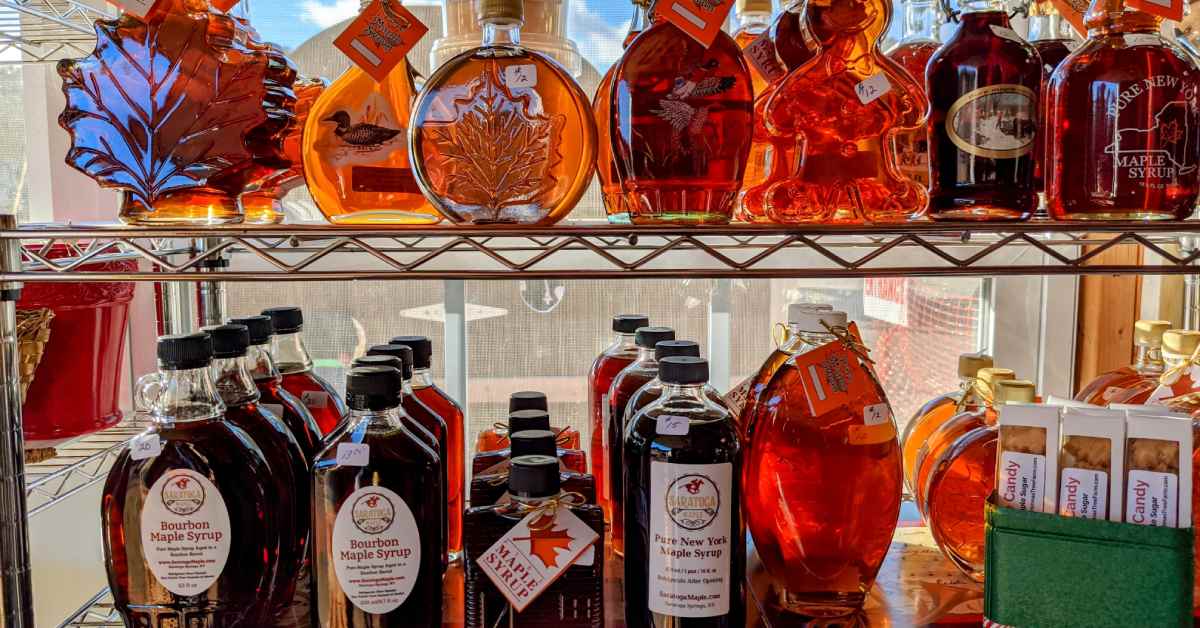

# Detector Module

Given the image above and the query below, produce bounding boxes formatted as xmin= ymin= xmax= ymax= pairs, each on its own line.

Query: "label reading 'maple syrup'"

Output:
xmin=140 ymin=469 xmax=232 ymax=596
xmin=997 ymin=451 xmax=1046 ymax=512
xmin=649 ymin=461 xmax=733 ymax=618
xmin=1102 ymin=75 xmax=1198 ymax=190
xmin=332 ymin=485 xmax=421 ymax=614
xmin=1059 ymin=467 xmax=1107 ymax=520
xmin=1126 ymin=469 xmax=1179 ymax=527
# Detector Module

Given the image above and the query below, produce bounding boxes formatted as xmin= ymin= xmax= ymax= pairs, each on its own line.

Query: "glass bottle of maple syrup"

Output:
xmin=621 ymin=341 xmax=727 ymax=427
xmin=1111 ymin=329 xmax=1200 ymax=406
xmin=1027 ymin=0 xmax=1076 ymax=195
xmin=303 ymin=2 xmax=439 ymax=225
xmin=926 ymin=0 xmax=1042 ymax=221
xmin=925 ymin=378 xmax=1035 ymax=581
xmin=588 ymin=314 xmax=648 ymax=522
xmin=262 ymin=306 xmax=348 ymax=436
xmin=474 ymin=414 xmax=589 ymax=475
xmin=625 ymin=357 xmax=743 ymax=627
xmin=410 ymin=0 xmax=597 ymax=225
xmin=388 ymin=334 xmax=466 ymax=561
xmin=1047 ymin=0 xmax=1200 ymax=220
xmin=229 ymin=314 xmax=324 ymax=463
xmin=886 ymin=0 xmax=944 ymax=190
xmin=595 ymin=0 xmax=652 ymax=223
xmin=470 ymin=430 xmax=596 ymax=506
xmin=1074 ymin=320 xmax=1170 ymax=405
xmin=464 ymin=455 xmax=605 ymax=628
xmin=104 ymin=333 xmax=277 ymax=626
xmin=476 ymin=392 xmax=547 ymax=452
xmin=312 ymin=366 xmax=443 ymax=626
xmin=351 ymin=355 xmax=442 ymax=455
xmin=731 ymin=0 xmax=775 ymax=96
xmin=203 ymin=323 xmax=310 ymax=620
xmin=609 ymin=6 xmax=754 ymax=224
xmin=901 ymin=352 xmax=993 ymax=492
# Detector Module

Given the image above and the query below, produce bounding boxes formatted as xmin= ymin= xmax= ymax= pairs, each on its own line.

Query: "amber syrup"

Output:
xmin=739 ymin=307 xmax=837 ymax=442
xmin=595 ymin=0 xmax=650 ymax=223
xmin=263 ymin=307 xmax=348 ymax=435
xmin=312 ymin=367 xmax=443 ymax=627
xmin=900 ymin=353 xmax=992 ymax=492
xmin=1075 ymin=320 xmax=1167 ymax=405
xmin=588 ymin=315 xmax=646 ymax=522
xmin=625 ymin=357 xmax=744 ymax=628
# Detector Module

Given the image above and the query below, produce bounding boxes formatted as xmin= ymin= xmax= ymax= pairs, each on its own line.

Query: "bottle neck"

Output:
xmin=509 ymin=492 xmax=558 ymax=508
xmin=1134 ymin=343 xmax=1166 ymax=374
xmin=661 ymin=382 xmax=711 ymax=403
xmin=610 ymin=332 xmax=639 ymax=354
xmin=960 ymin=0 xmax=1008 ymax=13
xmin=959 ymin=1 xmax=1012 ymax=30
xmin=244 ymin=343 xmax=282 ymax=383
xmin=1028 ymin=12 xmax=1066 ymax=41
xmin=482 ymin=19 xmax=522 ymax=46
xmin=635 ymin=346 xmax=657 ymax=363
xmin=410 ymin=367 xmax=435 ymax=390
xmin=211 ymin=356 xmax=261 ymax=407
xmin=902 ymin=1 xmax=941 ymax=42
xmin=1085 ymin=0 xmax=1161 ymax=34
xmin=271 ymin=331 xmax=313 ymax=374
xmin=152 ymin=366 xmax=226 ymax=424
xmin=781 ymin=325 xmax=837 ymax=353
xmin=627 ymin=1 xmax=650 ymax=45
xmin=347 ymin=405 xmax=406 ymax=432
xmin=734 ymin=9 xmax=771 ymax=34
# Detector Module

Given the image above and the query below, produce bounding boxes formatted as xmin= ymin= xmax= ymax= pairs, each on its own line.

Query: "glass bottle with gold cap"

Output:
xmin=911 ymin=366 xmax=1015 ymax=516
xmin=925 ymin=378 xmax=1036 ymax=581
xmin=594 ymin=0 xmax=651 ymax=224
xmin=303 ymin=1 xmax=439 ymax=225
xmin=1074 ymin=320 xmax=1170 ymax=405
xmin=409 ymin=0 xmax=597 ymax=225
xmin=901 ymin=352 xmax=993 ymax=492
xmin=731 ymin=0 xmax=775 ymax=96
xmin=1115 ymin=329 xmax=1200 ymax=408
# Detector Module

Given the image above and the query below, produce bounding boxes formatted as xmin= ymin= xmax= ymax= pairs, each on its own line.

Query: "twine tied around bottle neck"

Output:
xmin=513 ymin=491 xmax=586 ymax=530
xmin=820 ymin=321 xmax=874 ymax=366
xmin=956 ymin=377 xmax=992 ymax=412
xmin=1159 ymin=344 xmax=1200 ymax=386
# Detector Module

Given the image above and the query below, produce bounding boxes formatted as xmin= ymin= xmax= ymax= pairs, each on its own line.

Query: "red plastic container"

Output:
xmin=19 ymin=247 xmax=135 ymax=448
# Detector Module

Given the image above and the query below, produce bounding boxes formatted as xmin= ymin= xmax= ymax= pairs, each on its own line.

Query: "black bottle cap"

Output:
xmin=389 ymin=335 xmax=432 ymax=369
xmin=510 ymin=430 xmax=558 ymax=458
xmin=508 ymin=409 xmax=551 ymax=433
xmin=635 ymin=326 xmax=675 ymax=349
xmin=508 ymin=455 xmax=561 ymax=498
xmin=345 ymin=366 xmax=402 ymax=411
xmin=660 ymin=356 xmax=709 ymax=385
xmin=655 ymin=339 xmax=700 ymax=361
xmin=509 ymin=391 xmax=548 ymax=414
xmin=613 ymin=314 xmax=650 ymax=334
xmin=202 ymin=324 xmax=250 ymax=359
xmin=228 ymin=315 xmax=273 ymax=345
xmin=367 ymin=344 xmax=414 ymax=379
xmin=157 ymin=333 xmax=212 ymax=370
xmin=352 ymin=355 xmax=403 ymax=373
xmin=261 ymin=306 xmax=303 ymax=333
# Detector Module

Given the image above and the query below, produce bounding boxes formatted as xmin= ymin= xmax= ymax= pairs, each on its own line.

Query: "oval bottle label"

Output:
xmin=139 ymin=469 xmax=232 ymax=596
xmin=946 ymin=84 xmax=1037 ymax=159
xmin=332 ymin=485 xmax=421 ymax=614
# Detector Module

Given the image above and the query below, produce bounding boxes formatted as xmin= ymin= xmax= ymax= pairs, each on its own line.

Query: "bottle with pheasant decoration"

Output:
xmin=885 ymin=0 xmax=944 ymax=190
xmin=595 ymin=0 xmax=651 ymax=224
xmin=752 ymin=0 xmax=928 ymax=223
xmin=410 ymin=0 xmax=596 ymax=225
xmin=608 ymin=11 xmax=753 ymax=224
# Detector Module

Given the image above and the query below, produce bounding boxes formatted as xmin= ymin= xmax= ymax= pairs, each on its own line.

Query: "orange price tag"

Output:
xmin=1126 ymin=0 xmax=1184 ymax=21
xmin=112 ymin=0 xmax=159 ymax=20
xmin=789 ymin=329 xmax=881 ymax=418
xmin=657 ymin=0 xmax=736 ymax=48
xmin=334 ymin=0 xmax=429 ymax=83
xmin=1048 ymin=0 xmax=1088 ymax=38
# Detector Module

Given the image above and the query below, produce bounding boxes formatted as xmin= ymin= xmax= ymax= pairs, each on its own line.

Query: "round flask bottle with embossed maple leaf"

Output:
xmin=409 ymin=0 xmax=596 ymax=225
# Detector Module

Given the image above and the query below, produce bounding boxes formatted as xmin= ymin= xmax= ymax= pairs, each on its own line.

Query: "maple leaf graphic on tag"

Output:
xmin=512 ymin=515 xmax=575 ymax=569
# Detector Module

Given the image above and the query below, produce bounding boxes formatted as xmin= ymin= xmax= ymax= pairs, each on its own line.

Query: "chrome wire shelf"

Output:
xmin=3 ymin=220 xmax=1200 ymax=280
xmin=0 ymin=0 xmax=110 ymax=64
xmin=25 ymin=416 xmax=146 ymax=517
xmin=58 ymin=588 xmax=118 ymax=627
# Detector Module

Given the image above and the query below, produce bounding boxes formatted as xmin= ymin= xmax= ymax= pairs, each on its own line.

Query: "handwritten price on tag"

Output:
xmin=657 ymin=415 xmax=690 ymax=436
xmin=863 ymin=402 xmax=890 ymax=426
xmin=504 ymin=64 xmax=538 ymax=88
xmin=337 ymin=443 xmax=371 ymax=467
xmin=131 ymin=434 xmax=161 ymax=461
xmin=855 ymin=72 xmax=892 ymax=105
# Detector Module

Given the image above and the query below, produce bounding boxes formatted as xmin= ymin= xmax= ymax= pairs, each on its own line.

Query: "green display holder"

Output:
xmin=983 ymin=500 xmax=1193 ymax=627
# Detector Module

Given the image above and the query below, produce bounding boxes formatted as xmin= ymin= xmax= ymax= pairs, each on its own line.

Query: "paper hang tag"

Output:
xmin=855 ymin=72 xmax=892 ymax=105
xmin=1048 ymin=0 xmax=1088 ymax=38
xmin=113 ymin=0 xmax=159 ymax=20
xmin=789 ymin=325 xmax=884 ymax=419
xmin=722 ymin=375 xmax=753 ymax=419
xmin=210 ymin=0 xmax=240 ymax=12
xmin=660 ymin=0 xmax=736 ymax=48
xmin=1127 ymin=0 xmax=1184 ymax=21
xmin=477 ymin=507 xmax=599 ymax=612
xmin=334 ymin=0 xmax=429 ymax=83
xmin=743 ymin=30 xmax=787 ymax=83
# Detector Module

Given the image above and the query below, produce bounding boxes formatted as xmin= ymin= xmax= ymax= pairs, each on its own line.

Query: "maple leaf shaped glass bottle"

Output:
xmin=926 ymin=0 xmax=1042 ymax=221
xmin=609 ymin=10 xmax=754 ymax=224
xmin=1047 ymin=0 xmax=1200 ymax=220
xmin=753 ymin=0 xmax=929 ymax=223
xmin=304 ymin=0 xmax=439 ymax=226
xmin=103 ymin=334 xmax=277 ymax=627
xmin=595 ymin=0 xmax=652 ymax=224
xmin=409 ymin=0 xmax=596 ymax=225
xmin=463 ymin=455 xmax=604 ymax=628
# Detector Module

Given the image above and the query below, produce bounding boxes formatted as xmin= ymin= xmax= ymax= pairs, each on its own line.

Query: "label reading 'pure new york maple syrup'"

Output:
xmin=1101 ymin=75 xmax=1197 ymax=191
xmin=332 ymin=485 xmax=421 ymax=614
xmin=477 ymin=506 xmax=599 ymax=612
xmin=649 ymin=461 xmax=733 ymax=618
xmin=140 ymin=469 xmax=232 ymax=596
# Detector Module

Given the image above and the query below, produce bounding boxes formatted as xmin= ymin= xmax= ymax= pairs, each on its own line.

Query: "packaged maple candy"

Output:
xmin=1123 ymin=411 xmax=1193 ymax=528
xmin=1057 ymin=408 xmax=1124 ymax=522
xmin=995 ymin=404 xmax=1059 ymax=513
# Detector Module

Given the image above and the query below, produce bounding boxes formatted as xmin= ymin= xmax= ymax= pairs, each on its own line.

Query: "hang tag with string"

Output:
xmin=477 ymin=507 xmax=598 ymax=611
xmin=661 ymin=0 xmax=737 ymax=47
xmin=335 ymin=0 xmax=429 ymax=82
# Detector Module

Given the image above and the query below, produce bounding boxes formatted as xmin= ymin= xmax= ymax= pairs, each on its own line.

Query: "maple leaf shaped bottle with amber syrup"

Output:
xmin=1047 ymin=0 xmax=1200 ymax=220
xmin=58 ymin=0 xmax=277 ymax=225
xmin=463 ymin=455 xmax=604 ymax=628
xmin=409 ymin=0 xmax=596 ymax=225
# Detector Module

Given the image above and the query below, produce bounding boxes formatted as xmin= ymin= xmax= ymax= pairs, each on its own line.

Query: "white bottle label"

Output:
xmin=140 ymin=469 xmax=232 ymax=596
xmin=1124 ymin=33 xmax=1160 ymax=47
xmin=997 ymin=451 xmax=1047 ymax=512
xmin=332 ymin=486 xmax=422 ymax=614
xmin=302 ymin=391 xmax=330 ymax=409
xmin=1059 ymin=467 xmax=1107 ymax=520
xmin=130 ymin=433 xmax=161 ymax=461
xmin=648 ymin=461 xmax=733 ymax=618
xmin=1126 ymin=469 xmax=1179 ymax=527
xmin=477 ymin=507 xmax=599 ymax=612
xmin=504 ymin=64 xmax=537 ymax=88
xmin=855 ymin=72 xmax=892 ymax=105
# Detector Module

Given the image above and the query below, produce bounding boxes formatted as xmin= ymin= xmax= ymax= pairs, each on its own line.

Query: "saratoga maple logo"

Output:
xmin=160 ymin=472 xmax=206 ymax=516
xmin=352 ymin=492 xmax=397 ymax=534
xmin=665 ymin=474 xmax=721 ymax=531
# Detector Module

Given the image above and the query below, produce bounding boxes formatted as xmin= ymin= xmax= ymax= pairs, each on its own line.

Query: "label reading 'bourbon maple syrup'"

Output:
xmin=477 ymin=506 xmax=599 ymax=612
xmin=649 ymin=461 xmax=733 ymax=618
xmin=997 ymin=451 xmax=1046 ymax=511
xmin=140 ymin=469 xmax=232 ymax=596
xmin=332 ymin=485 xmax=421 ymax=614
xmin=946 ymin=85 xmax=1037 ymax=159
xmin=1126 ymin=469 xmax=1178 ymax=526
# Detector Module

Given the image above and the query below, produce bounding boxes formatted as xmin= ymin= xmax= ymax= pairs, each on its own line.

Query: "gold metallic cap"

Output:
xmin=1028 ymin=0 xmax=1057 ymax=16
xmin=737 ymin=0 xmax=772 ymax=13
xmin=958 ymin=352 xmax=994 ymax=378
xmin=478 ymin=0 xmax=523 ymax=24
xmin=994 ymin=379 xmax=1036 ymax=404
xmin=978 ymin=367 xmax=1015 ymax=387
xmin=1162 ymin=330 xmax=1200 ymax=356
xmin=1134 ymin=320 xmax=1171 ymax=346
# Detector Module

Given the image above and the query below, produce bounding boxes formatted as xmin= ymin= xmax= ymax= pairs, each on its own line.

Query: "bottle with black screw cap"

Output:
xmin=229 ymin=314 xmax=324 ymax=464
xmin=203 ymin=323 xmax=311 ymax=621
xmin=475 ymin=390 xmax=551 ymax=452
xmin=350 ymin=355 xmax=441 ymax=455
xmin=464 ymin=455 xmax=604 ymax=628
xmin=622 ymin=341 xmax=728 ymax=435
xmin=470 ymin=430 xmax=597 ymax=506
xmin=588 ymin=314 xmax=649 ymax=526
xmin=312 ymin=366 xmax=443 ymax=627
xmin=624 ymin=356 xmax=744 ymax=628
xmin=472 ymin=409 xmax=589 ymax=476
xmin=104 ymin=333 xmax=278 ymax=626
xmin=261 ymin=306 xmax=347 ymax=435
